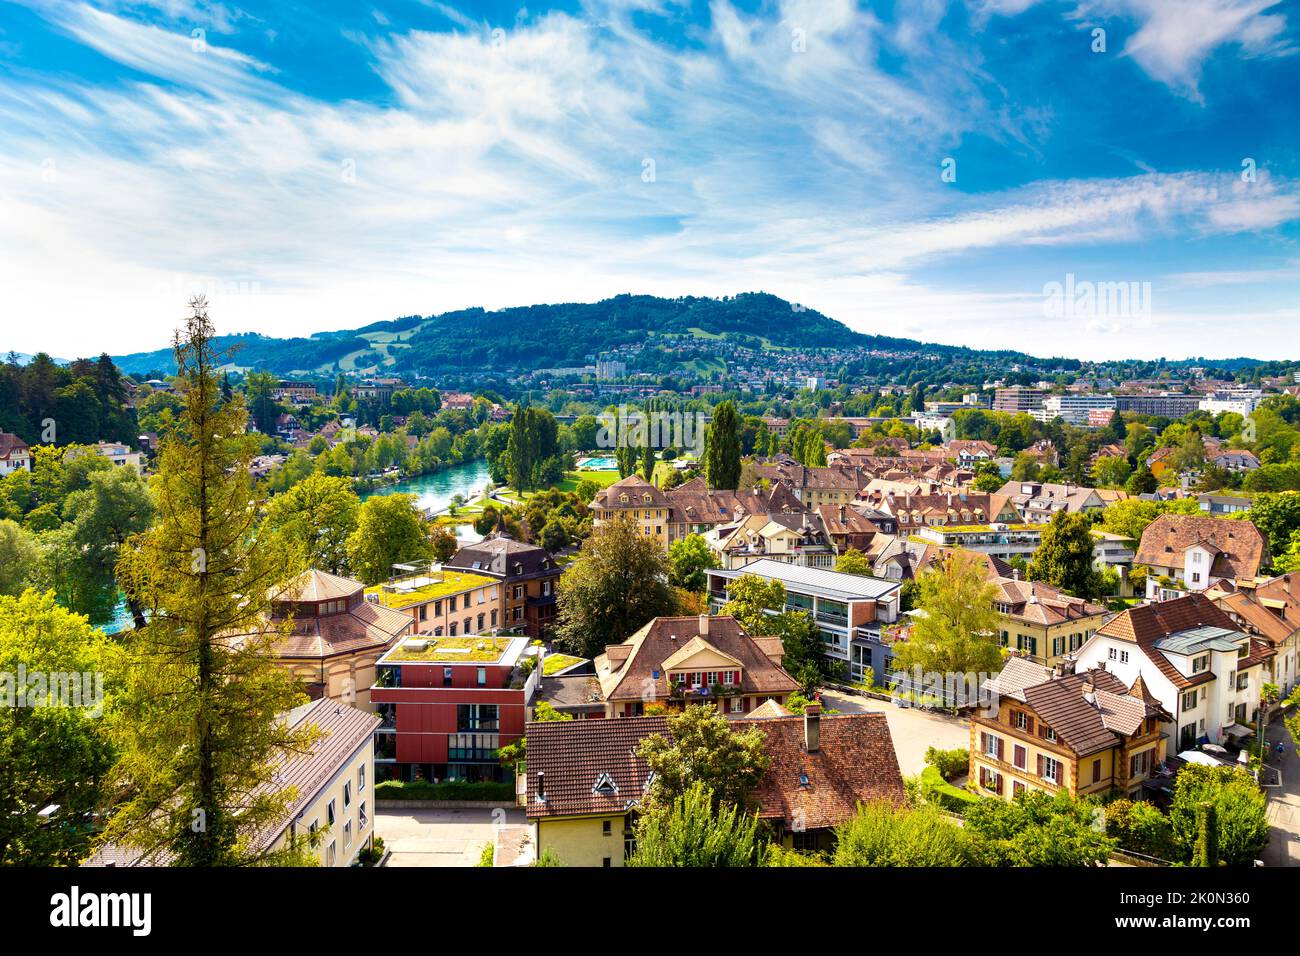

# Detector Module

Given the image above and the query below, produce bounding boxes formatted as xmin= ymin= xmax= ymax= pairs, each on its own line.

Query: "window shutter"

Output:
xmin=1037 ymin=754 xmax=1044 ymax=777
xmin=1026 ymin=716 xmax=1035 ymax=735
xmin=996 ymin=773 xmax=1004 ymax=795
xmin=996 ymin=737 xmax=1004 ymax=761
xmin=980 ymin=732 xmax=989 ymax=753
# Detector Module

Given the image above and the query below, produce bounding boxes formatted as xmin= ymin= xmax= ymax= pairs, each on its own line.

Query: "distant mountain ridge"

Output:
xmin=107 ymin=292 xmax=1038 ymax=377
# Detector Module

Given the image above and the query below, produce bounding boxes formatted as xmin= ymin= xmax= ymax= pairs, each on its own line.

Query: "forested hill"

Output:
xmin=107 ymin=293 xmax=1036 ymax=377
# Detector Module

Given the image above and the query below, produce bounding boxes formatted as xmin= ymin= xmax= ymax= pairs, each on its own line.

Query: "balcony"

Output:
xmin=668 ymin=682 xmax=743 ymax=700
xmin=817 ymin=610 xmax=848 ymax=627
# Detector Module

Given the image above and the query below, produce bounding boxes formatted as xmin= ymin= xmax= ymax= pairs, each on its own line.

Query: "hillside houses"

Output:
xmin=1135 ymin=514 xmax=1269 ymax=600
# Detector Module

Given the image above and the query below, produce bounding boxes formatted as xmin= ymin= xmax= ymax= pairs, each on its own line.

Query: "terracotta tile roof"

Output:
xmin=595 ymin=616 xmax=800 ymax=703
xmin=445 ymin=533 xmax=560 ymax=579
xmin=1214 ymin=590 xmax=1296 ymax=644
xmin=1020 ymin=668 xmax=1153 ymax=756
xmin=992 ymin=577 xmax=1108 ymax=627
xmin=743 ymin=713 xmax=905 ymax=829
xmin=524 ymin=716 xmax=667 ymax=819
xmin=1094 ymin=593 xmax=1242 ymax=689
xmin=524 ymin=711 xmax=905 ymax=832
xmin=746 ymin=699 xmax=794 ymax=718
xmin=0 ymin=431 xmax=29 ymax=460
xmin=591 ymin=474 xmax=671 ymax=510
xmin=277 ymin=568 xmax=362 ymax=603
xmin=1134 ymin=514 xmax=1268 ymax=581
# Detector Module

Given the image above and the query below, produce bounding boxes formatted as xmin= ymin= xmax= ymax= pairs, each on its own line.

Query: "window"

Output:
xmin=443 ymin=667 xmax=454 ymax=687
xmin=1013 ymin=744 xmax=1027 ymax=770
xmin=1181 ymin=690 xmax=1198 ymax=712
xmin=1041 ymin=756 xmax=1060 ymax=784
xmin=982 ymin=733 xmax=1000 ymax=759
xmin=1045 ymin=727 xmax=1057 ymax=743
xmin=1108 ymin=647 xmax=1118 ymax=660
xmin=344 ymin=820 xmax=352 ymax=849
xmin=326 ymin=842 xmax=336 ymax=867
xmin=1014 ymin=711 xmax=1030 ymax=732
xmin=327 ymin=798 xmax=336 ymax=827
xmin=343 ymin=781 xmax=352 ymax=809
xmin=1119 ymin=650 xmax=1129 ymax=664
xmin=359 ymin=801 xmax=368 ymax=829
xmin=1192 ymin=655 xmax=1208 ymax=673
xmin=476 ymin=667 xmax=486 ymax=687
xmin=1092 ymin=758 xmax=1102 ymax=783
xmin=603 ymin=820 xmax=612 ymax=836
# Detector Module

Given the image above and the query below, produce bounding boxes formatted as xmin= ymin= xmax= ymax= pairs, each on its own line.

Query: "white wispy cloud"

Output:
xmin=0 ymin=0 xmax=1297 ymax=361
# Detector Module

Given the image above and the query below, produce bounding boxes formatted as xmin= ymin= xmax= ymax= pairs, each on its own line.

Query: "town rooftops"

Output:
xmin=708 ymin=558 xmax=901 ymax=601
xmin=1154 ymin=625 xmax=1244 ymax=655
xmin=444 ymin=532 xmax=559 ymax=579
xmin=1019 ymin=668 xmax=1163 ymax=756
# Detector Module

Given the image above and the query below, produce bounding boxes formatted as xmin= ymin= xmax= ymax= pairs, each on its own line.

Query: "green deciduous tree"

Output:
xmin=705 ymin=401 xmax=741 ymax=491
xmin=263 ymin=474 xmax=361 ymax=576
xmin=963 ymin=789 xmax=1113 ymax=866
xmin=1169 ymin=763 xmax=1268 ymax=866
xmin=554 ymin=515 xmax=678 ymax=659
xmin=346 ymin=493 xmax=432 ymax=585
xmin=627 ymin=781 xmax=765 ymax=867
xmin=834 ymin=548 xmax=872 ymax=575
xmin=1026 ymin=511 xmax=1101 ymax=598
xmin=889 ymin=556 xmax=1003 ymax=676
xmin=0 ymin=518 xmax=40 ymax=597
xmin=0 ymin=591 xmax=121 ymax=865
xmin=106 ymin=298 xmax=316 ymax=867
xmin=832 ymin=800 xmax=976 ymax=867
xmin=668 ymin=533 xmax=719 ymax=593
xmin=637 ymin=705 xmax=771 ymax=808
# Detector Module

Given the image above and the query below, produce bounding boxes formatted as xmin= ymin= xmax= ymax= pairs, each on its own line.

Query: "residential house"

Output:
xmin=444 ymin=533 xmax=562 ymax=638
xmin=707 ymin=511 xmax=837 ymax=569
xmin=522 ymin=706 xmax=904 ymax=865
xmin=971 ymin=658 xmax=1169 ymax=802
xmin=1072 ymin=594 xmax=1272 ymax=754
xmin=590 ymin=474 xmax=674 ymax=548
xmin=707 ymin=559 xmax=902 ymax=683
xmin=1198 ymin=493 xmax=1253 ymax=516
xmin=995 ymin=480 xmax=1108 ymax=522
xmin=992 ymin=575 xmax=1110 ymax=668
xmin=1134 ymin=514 xmax=1269 ymax=600
xmin=0 ymin=431 xmax=31 ymax=475
xmin=1213 ymin=573 xmax=1300 ymax=699
xmin=590 ymin=615 xmax=800 ymax=718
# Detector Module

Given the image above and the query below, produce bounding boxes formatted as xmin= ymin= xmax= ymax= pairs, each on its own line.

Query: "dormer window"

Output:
xmin=619 ymin=494 xmax=629 ymax=504
xmin=643 ymin=494 xmax=652 ymax=504
xmin=593 ymin=772 xmax=618 ymax=796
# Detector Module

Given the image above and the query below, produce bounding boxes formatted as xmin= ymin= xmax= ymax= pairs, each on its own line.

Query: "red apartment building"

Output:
xmin=370 ymin=633 xmax=536 ymax=783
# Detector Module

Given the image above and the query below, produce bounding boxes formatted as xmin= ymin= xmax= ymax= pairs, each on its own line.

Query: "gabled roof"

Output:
xmin=1020 ymin=668 xmax=1156 ymax=757
xmin=595 ymin=616 xmax=800 ymax=702
xmin=660 ymin=636 xmax=743 ymax=672
xmin=1134 ymin=514 xmax=1268 ymax=581
xmin=1093 ymin=593 xmax=1243 ymax=689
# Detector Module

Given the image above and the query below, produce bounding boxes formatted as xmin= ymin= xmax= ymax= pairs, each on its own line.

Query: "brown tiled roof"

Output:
xmin=1134 ymin=514 xmax=1268 ymax=580
xmin=592 ymin=474 xmax=671 ymax=510
xmin=445 ymin=533 xmax=560 ymax=579
xmin=816 ymin=503 xmax=881 ymax=537
xmin=1020 ymin=668 xmax=1151 ymax=756
xmin=277 ymin=568 xmax=361 ymax=603
xmin=743 ymin=713 xmax=905 ymax=829
xmin=524 ymin=716 xmax=667 ymax=819
xmin=992 ymin=577 xmax=1108 ymax=627
xmin=596 ymin=616 xmax=800 ymax=702
xmin=1214 ymin=590 xmax=1295 ymax=644
xmin=0 ymin=431 xmax=29 ymax=460
xmin=524 ymin=711 xmax=905 ymax=831
xmin=1094 ymin=593 xmax=1241 ymax=689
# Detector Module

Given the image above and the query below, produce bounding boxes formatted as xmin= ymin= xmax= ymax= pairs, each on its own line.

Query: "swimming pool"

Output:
xmin=578 ymin=456 xmax=617 ymax=470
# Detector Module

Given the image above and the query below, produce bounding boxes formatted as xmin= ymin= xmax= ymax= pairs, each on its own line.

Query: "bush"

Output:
xmin=833 ymin=800 xmax=977 ymax=867
xmin=1103 ymin=798 xmax=1175 ymax=860
xmin=924 ymin=746 xmax=969 ymax=782
xmin=1169 ymin=764 xmax=1269 ymax=866
xmin=477 ymin=841 xmax=494 ymax=867
xmin=374 ymin=779 xmax=515 ymax=802
xmin=919 ymin=766 xmax=980 ymax=814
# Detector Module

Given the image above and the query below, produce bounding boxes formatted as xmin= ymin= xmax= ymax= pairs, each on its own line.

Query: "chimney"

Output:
xmin=537 ymin=770 xmax=546 ymax=802
xmin=804 ymin=702 xmax=822 ymax=753
xmin=839 ymin=504 xmax=846 ymax=523
xmin=1082 ymin=679 xmax=1096 ymax=706
xmin=1059 ymin=657 xmax=1076 ymax=676
xmin=698 ymin=614 xmax=709 ymax=636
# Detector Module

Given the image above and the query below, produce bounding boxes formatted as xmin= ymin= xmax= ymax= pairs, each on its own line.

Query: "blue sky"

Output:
xmin=1 ymin=0 xmax=1297 ymax=360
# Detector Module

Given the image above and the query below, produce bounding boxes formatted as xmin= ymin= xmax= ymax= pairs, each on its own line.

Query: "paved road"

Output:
xmin=377 ymin=806 xmax=527 ymax=867
xmin=819 ymin=689 xmax=971 ymax=778
xmin=1262 ymin=716 xmax=1299 ymax=867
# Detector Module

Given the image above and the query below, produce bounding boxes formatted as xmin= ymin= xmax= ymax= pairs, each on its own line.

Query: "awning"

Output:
xmin=1222 ymin=723 xmax=1254 ymax=739
xmin=1177 ymin=750 xmax=1224 ymax=766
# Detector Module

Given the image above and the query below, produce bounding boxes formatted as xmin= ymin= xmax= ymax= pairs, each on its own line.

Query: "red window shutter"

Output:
xmin=1026 ymin=716 xmax=1035 ymax=735
xmin=1037 ymin=754 xmax=1044 ymax=777
xmin=981 ymin=732 xmax=989 ymax=753
xmin=996 ymin=737 xmax=1004 ymax=761
xmin=996 ymin=774 xmax=1004 ymax=795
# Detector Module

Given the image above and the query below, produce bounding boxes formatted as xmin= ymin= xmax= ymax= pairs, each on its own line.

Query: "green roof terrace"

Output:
xmin=364 ymin=566 xmax=498 ymax=611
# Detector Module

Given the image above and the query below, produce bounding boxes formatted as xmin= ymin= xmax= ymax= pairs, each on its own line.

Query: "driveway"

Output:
xmin=1262 ymin=715 xmax=1300 ymax=867
xmin=377 ymin=806 xmax=527 ymax=867
xmin=819 ymin=689 xmax=971 ymax=777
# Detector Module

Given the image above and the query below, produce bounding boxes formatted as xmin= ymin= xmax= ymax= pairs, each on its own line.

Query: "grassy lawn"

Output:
xmin=555 ymin=469 xmax=620 ymax=493
xmin=387 ymin=635 xmax=516 ymax=663
xmin=542 ymin=653 xmax=585 ymax=675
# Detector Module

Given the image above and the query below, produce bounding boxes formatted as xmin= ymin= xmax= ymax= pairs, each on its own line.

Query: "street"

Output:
xmin=377 ymin=806 xmax=527 ymax=867
xmin=819 ymin=689 xmax=971 ymax=778
xmin=1262 ymin=716 xmax=1300 ymax=867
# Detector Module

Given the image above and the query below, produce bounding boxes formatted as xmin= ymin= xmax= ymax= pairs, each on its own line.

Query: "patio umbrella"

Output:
xmin=1202 ymin=743 xmax=1229 ymax=754
xmin=1177 ymin=750 xmax=1222 ymax=767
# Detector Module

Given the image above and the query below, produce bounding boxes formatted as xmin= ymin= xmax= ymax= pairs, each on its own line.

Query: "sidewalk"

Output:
xmin=1262 ymin=716 xmax=1299 ymax=867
